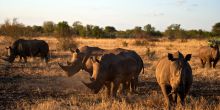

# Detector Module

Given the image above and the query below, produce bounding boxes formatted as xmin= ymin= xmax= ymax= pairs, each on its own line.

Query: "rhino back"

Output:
xmin=198 ymin=46 xmax=212 ymax=59
xmin=96 ymin=54 xmax=135 ymax=82
xmin=116 ymin=57 xmax=137 ymax=76
xmin=79 ymin=46 xmax=104 ymax=55
xmin=80 ymin=46 xmax=105 ymax=61
xmin=116 ymin=50 xmax=143 ymax=74
xmin=78 ymin=46 xmax=130 ymax=67
xmin=14 ymin=39 xmax=49 ymax=56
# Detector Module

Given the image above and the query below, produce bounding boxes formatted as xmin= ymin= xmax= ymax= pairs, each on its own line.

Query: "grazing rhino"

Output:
xmin=155 ymin=51 xmax=193 ymax=109
xmin=58 ymin=46 xmax=144 ymax=92
xmin=198 ymin=41 xmax=219 ymax=68
xmin=6 ymin=46 xmax=24 ymax=62
xmin=3 ymin=39 xmax=49 ymax=63
xmin=82 ymin=53 xmax=138 ymax=97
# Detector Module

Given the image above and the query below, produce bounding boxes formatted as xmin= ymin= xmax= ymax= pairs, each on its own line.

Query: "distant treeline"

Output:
xmin=0 ymin=18 xmax=220 ymax=39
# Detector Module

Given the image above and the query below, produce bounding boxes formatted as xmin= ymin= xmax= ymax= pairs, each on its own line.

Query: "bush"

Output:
xmin=133 ymin=40 xmax=148 ymax=46
xmin=145 ymin=48 xmax=156 ymax=60
xmin=55 ymin=21 xmax=71 ymax=37
xmin=180 ymin=39 xmax=188 ymax=43
xmin=122 ymin=41 xmax=128 ymax=47
xmin=56 ymin=38 xmax=78 ymax=51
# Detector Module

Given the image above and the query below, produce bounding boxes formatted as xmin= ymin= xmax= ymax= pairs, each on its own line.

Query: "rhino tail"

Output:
xmin=141 ymin=58 xmax=144 ymax=74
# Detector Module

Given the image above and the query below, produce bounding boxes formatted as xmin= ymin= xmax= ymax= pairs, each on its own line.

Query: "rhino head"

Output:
xmin=89 ymin=56 xmax=102 ymax=81
xmin=59 ymin=48 xmax=84 ymax=76
xmin=168 ymin=51 xmax=191 ymax=93
xmin=3 ymin=46 xmax=17 ymax=63
xmin=208 ymin=40 xmax=219 ymax=49
xmin=82 ymin=56 xmax=106 ymax=93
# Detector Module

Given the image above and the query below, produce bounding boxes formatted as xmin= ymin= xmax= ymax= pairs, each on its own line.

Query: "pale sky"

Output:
xmin=0 ymin=0 xmax=219 ymax=31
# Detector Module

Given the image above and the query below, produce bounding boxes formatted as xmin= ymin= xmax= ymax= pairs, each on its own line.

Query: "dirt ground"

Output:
xmin=0 ymin=36 xmax=219 ymax=110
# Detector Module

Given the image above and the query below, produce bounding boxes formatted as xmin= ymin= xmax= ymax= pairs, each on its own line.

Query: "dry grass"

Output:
xmin=0 ymin=36 xmax=219 ymax=110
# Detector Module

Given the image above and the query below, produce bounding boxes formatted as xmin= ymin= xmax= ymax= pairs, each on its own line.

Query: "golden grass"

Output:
xmin=0 ymin=36 xmax=219 ymax=110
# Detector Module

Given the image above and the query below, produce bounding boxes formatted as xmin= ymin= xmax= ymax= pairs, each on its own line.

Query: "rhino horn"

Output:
xmin=82 ymin=81 xmax=100 ymax=94
xmin=1 ymin=56 xmax=9 ymax=61
xmin=82 ymin=81 xmax=94 ymax=90
xmin=58 ymin=63 xmax=79 ymax=76
xmin=66 ymin=61 xmax=72 ymax=65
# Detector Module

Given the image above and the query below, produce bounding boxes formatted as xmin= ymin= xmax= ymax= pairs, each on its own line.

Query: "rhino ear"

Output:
xmin=90 ymin=56 xmax=95 ymax=62
xmin=90 ymin=56 xmax=100 ymax=63
xmin=70 ymin=48 xmax=80 ymax=53
xmin=95 ymin=58 xmax=100 ymax=63
xmin=168 ymin=53 xmax=175 ymax=61
xmin=75 ymin=48 xmax=80 ymax=53
xmin=185 ymin=54 xmax=191 ymax=61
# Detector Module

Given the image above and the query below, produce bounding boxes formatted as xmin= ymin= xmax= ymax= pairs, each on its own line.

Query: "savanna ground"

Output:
xmin=0 ymin=36 xmax=219 ymax=110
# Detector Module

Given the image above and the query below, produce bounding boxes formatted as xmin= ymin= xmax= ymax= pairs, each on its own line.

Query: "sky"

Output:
xmin=0 ymin=0 xmax=219 ymax=31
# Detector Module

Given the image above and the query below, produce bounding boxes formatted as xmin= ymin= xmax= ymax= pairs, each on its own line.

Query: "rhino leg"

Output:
xmin=131 ymin=76 xmax=138 ymax=93
xmin=135 ymin=77 xmax=139 ymax=91
xmin=120 ymin=82 xmax=129 ymax=95
xmin=40 ymin=54 xmax=49 ymax=64
xmin=130 ymin=79 xmax=135 ymax=93
xmin=178 ymin=91 xmax=185 ymax=107
xmin=18 ymin=56 xmax=23 ymax=62
xmin=208 ymin=60 xmax=212 ymax=68
xmin=44 ymin=55 xmax=49 ymax=64
xmin=172 ymin=93 xmax=177 ymax=106
xmin=23 ymin=56 xmax=27 ymax=63
xmin=200 ymin=59 xmax=206 ymax=68
xmin=126 ymin=81 xmax=131 ymax=94
xmin=181 ymin=83 xmax=191 ymax=106
xmin=118 ymin=83 xmax=123 ymax=95
xmin=105 ymin=82 xmax=111 ymax=97
xmin=213 ymin=60 xmax=218 ymax=68
xmin=160 ymin=84 xmax=172 ymax=109
xmin=112 ymin=79 xmax=121 ymax=98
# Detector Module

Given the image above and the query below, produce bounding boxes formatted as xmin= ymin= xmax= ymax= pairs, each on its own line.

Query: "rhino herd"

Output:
xmin=2 ymin=39 xmax=220 ymax=109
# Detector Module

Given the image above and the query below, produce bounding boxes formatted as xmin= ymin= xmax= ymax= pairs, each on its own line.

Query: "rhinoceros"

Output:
xmin=58 ymin=46 xmax=144 ymax=92
xmin=198 ymin=41 xmax=219 ymax=68
xmin=155 ymin=51 xmax=193 ymax=109
xmin=3 ymin=39 xmax=49 ymax=63
xmin=82 ymin=53 xmax=138 ymax=97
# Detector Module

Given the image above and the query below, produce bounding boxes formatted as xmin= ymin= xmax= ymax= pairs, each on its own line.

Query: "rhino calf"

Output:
xmin=156 ymin=51 xmax=193 ymax=109
xmin=198 ymin=42 xmax=219 ymax=68
xmin=83 ymin=53 xmax=138 ymax=98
